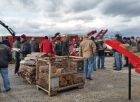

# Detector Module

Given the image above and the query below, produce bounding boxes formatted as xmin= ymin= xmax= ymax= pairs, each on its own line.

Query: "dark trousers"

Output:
xmin=114 ymin=52 xmax=122 ymax=70
xmin=124 ymin=56 xmax=128 ymax=65
xmin=15 ymin=54 xmax=21 ymax=74
xmin=97 ymin=55 xmax=105 ymax=68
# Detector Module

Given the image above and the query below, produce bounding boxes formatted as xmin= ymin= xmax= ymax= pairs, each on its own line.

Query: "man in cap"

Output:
xmin=20 ymin=34 xmax=31 ymax=59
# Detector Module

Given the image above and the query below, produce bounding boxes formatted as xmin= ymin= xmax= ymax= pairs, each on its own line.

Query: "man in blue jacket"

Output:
xmin=0 ymin=36 xmax=12 ymax=92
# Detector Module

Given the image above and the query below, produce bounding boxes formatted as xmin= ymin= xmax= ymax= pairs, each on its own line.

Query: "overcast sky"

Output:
xmin=0 ymin=0 xmax=140 ymax=36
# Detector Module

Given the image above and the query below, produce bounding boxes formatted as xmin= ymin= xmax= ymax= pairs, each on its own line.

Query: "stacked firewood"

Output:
xmin=59 ymin=74 xmax=84 ymax=87
xmin=36 ymin=58 xmax=68 ymax=89
xmin=36 ymin=65 xmax=49 ymax=89
xmin=36 ymin=56 xmax=85 ymax=89
xmin=42 ymin=56 xmax=69 ymax=74
xmin=73 ymin=73 xmax=84 ymax=84
xmin=19 ymin=65 xmax=36 ymax=84
xmin=19 ymin=52 xmax=49 ymax=84
xmin=69 ymin=57 xmax=84 ymax=72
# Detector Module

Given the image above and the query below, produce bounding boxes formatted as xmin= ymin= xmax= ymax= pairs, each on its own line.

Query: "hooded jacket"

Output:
xmin=0 ymin=42 xmax=12 ymax=68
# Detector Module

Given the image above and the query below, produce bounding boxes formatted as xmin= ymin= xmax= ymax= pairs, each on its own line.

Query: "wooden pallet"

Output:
xmin=36 ymin=85 xmax=57 ymax=96
xmin=36 ymin=82 xmax=84 ymax=96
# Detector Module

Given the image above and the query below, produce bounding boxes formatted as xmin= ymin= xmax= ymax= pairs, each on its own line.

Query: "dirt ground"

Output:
xmin=0 ymin=57 xmax=140 ymax=102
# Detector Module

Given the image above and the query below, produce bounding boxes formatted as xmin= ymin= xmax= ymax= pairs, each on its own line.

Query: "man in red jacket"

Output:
xmin=40 ymin=36 xmax=53 ymax=54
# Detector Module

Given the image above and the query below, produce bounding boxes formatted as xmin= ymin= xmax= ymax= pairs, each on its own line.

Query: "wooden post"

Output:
xmin=128 ymin=64 xmax=131 ymax=100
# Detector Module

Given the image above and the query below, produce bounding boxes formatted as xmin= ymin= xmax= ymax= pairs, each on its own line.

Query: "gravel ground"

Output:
xmin=0 ymin=57 xmax=140 ymax=102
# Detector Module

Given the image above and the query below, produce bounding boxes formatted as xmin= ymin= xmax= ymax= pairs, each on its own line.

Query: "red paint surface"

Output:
xmin=105 ymin=39 xmax=140 ymax=74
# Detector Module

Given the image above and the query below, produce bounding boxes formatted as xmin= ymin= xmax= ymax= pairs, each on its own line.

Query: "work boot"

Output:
xmin=5 ymin=88 xmax=11 ymax=92
xmin=101 ymin=66 xmax=106 ymax=69
xmin=86 ymin=77 xmax=93 ymax=80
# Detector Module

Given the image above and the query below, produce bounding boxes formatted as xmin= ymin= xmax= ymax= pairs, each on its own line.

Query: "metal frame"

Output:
xmin=36 ymin=56 xmax=85 ymax=96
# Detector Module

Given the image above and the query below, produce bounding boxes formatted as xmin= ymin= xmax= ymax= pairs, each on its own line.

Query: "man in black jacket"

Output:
xmin=20 ymin=34 xmax=31 ymax=59
xmin=0 ymin=36 xmax=12 ymax=92
xmin=96 ymin=38 xmax=106 ymax=69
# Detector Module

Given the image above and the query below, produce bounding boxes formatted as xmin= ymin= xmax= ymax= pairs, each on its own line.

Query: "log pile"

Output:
xmin=19 ymin=52 xmax=49 ymax=84
xmin=41 ymin=56 xmax=69 ymax=73
xmin=37 ymin=65 xmax=49 ymax=89
xmin=59 ymin=74 xmax=73 ymax=87
xmin=59 ymin=74 xmax=84 ymax=87
xmin=19 ymin=65 xmax=36 ymax=84
xmin=69 ymin=57 xmax=84 ymax=72
xmin=73 ymin=73 xmax=84 ymax=84
xmin=36 ymin=57 xmax=68 ymax=89
xmin=36 ymin=56 xmax=85 ymax=91
xmin=50 ymin=57 xmax=69 ymax=72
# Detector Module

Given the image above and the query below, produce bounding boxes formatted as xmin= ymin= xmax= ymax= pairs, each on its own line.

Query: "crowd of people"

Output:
xmin=0 ymin=33 xmax=140 ymax=92
xmin=113 ymin=34 xmax=140 ymax=71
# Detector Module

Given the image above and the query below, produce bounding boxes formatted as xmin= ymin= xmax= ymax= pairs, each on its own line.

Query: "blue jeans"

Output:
xmin=0 ymin=68 xmax=11 ymax=90
xmin=97 ymin=55 xmax=105 ymax=68
xmin=84 ymin=56 xmax=94 ymax=78
xmin=93 ymin=56 xmax=96 ymax=70
xmin=114 ymin=52 xmax=122 ymax=70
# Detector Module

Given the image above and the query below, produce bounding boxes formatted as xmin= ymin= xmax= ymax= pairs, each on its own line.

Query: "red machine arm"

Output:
xmin=86 ymin=30 xmax=97 ymax=37
xmin=0 ymin=20 xmax=15 ymax=40
xmin=105 ymin=40 xmax=140 ymax=74
xmin=95 ymin=29 xmax=108 ymax=39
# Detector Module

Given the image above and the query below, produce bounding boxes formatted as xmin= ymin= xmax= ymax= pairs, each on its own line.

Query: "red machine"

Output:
xmin=85 ymin=29 xmax=108 ymax=39
xmin=69 ymin=30 xmax=97 ymax=56
xmin=105 ymin=39 xmax=140 ymax=100
xmin=95 ymin=29 xmax=108 ymax=39
xmin=86 ymin=30 xmax=97 ymax=36
xmin=70 ymin=29 xmax=108 ymax=56
xmin=105 ymin=39 xmax=140 ymax=74
xmin=0 ymin=20 xmax=15 ymax=40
